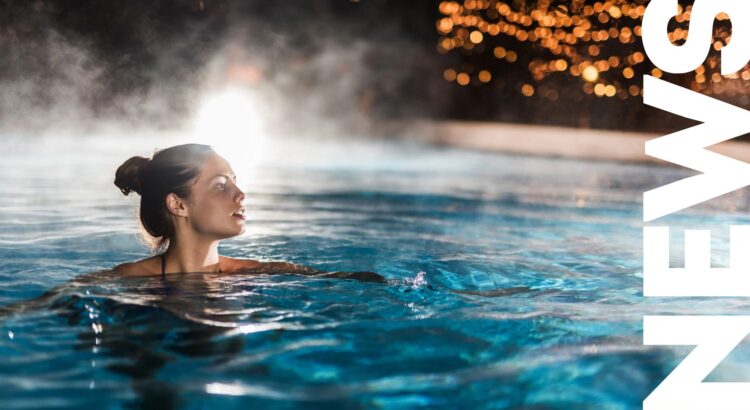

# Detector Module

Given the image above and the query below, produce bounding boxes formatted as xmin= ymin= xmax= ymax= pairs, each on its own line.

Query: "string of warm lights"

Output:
xmin=437 ymin=0 xmax=739 ymax=101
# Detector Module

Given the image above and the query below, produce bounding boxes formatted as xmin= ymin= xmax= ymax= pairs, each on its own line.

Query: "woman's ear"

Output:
xmin=165 ymin=193 xmax=189 ymax=217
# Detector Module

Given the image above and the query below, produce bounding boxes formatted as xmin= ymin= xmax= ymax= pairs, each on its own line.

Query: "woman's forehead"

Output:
xmin=200 ymin=153 xmax=234 ymax=177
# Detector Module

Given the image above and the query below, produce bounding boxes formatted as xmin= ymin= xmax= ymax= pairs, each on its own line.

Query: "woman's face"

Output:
xmin=184 ymin=153 xmax=246 ymax=239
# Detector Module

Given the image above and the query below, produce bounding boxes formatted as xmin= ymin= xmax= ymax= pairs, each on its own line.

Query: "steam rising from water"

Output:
xmin=0 ymin=1 xmax=442 ymax=139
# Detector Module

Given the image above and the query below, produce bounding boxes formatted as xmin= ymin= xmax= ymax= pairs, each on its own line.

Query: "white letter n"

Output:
xmin=644 ymin=316 xmax=750 ymax=410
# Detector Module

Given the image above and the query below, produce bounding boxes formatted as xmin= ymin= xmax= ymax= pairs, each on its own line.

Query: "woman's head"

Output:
xmin=114 ymin=144 xmax=246 ymax=253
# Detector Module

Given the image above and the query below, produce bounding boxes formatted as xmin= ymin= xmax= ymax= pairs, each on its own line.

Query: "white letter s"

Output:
xmin=643 ymin=0 xmax=750 ymax=74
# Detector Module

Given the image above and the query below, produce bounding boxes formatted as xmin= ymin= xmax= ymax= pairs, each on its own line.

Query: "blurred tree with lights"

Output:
xmin=436 ymin=0 xmax=745 ymax=132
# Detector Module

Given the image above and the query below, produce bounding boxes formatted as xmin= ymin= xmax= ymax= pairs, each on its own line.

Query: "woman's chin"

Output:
xmin=228 ymin=218 xmax=247 ymax=235
xmin=232 ymin=224 xmax=246 ymax=236
xmin=216 ymin=226 xmax=245 ymax=239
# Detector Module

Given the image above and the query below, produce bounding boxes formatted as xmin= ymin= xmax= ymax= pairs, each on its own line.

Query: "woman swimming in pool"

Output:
xmin=0 ymin=143 xmax=381 ymax=317
xmin=113 ymin=143 xmax=381 ymax=280
xmin=1 ymin=143 xmax=529 ymax=318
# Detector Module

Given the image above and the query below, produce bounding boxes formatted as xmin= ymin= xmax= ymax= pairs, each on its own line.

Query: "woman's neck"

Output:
xmin=163 ymin=237 xmax=221 ymax=273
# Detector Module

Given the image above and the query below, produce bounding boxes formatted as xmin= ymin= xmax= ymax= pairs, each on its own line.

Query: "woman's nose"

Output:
xmin=235 ymin=187 xmax=246 ymax=203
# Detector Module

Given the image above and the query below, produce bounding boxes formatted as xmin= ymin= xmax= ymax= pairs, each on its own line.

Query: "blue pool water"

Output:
xmin=2 ymin=134 xmax=750 ymax=409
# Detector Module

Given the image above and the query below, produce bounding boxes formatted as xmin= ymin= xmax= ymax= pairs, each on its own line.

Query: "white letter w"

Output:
xmin=643 ymin=75 xmax=750 ymax=222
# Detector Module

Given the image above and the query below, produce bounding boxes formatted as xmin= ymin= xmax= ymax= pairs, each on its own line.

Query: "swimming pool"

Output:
xmin=1 ymin=133 xmax=749 ymax=409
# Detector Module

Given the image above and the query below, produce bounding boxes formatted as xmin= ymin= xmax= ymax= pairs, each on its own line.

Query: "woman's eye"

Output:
xmin=217 ymin=183 xmax=226 ymax=190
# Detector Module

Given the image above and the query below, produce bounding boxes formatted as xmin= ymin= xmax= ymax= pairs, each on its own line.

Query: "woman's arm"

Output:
xmin=0 ymin=261 xmax=386 ymax=320
xmin=240 ymin=261 xmax=386 ymax=283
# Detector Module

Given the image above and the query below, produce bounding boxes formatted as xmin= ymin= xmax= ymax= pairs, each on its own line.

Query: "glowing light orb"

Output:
xmin=191 ymin=87 xmax=267 ymax=177
xmin=582 ymin=66 xmax=600 ymax=83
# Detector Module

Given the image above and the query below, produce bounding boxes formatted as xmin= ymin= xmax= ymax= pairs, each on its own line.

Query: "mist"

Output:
xmin=0 ymin=0 xmax=446 ymax=139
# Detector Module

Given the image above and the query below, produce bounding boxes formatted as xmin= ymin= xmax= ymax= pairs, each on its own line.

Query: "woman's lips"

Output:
xmin=232 ymin=213 xmax=246 ymax=221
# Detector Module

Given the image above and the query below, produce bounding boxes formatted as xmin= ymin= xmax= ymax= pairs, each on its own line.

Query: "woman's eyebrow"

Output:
xmin=210 ymin=174 xmax=237 ymax=182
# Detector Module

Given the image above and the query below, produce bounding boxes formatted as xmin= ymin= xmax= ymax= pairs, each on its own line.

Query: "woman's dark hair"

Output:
xmin=114 ymin=143 xmax=215 ymax=254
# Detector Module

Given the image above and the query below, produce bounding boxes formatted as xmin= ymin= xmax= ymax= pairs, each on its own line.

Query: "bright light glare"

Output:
xmin=192 ymin=87 xmax=267 ymax=176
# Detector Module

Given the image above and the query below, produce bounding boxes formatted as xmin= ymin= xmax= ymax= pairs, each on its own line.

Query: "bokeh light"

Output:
xmin=582 ymin=66 xmax=599 ymax=83
xmin=436 ymin=0 xmax=743 ymax=100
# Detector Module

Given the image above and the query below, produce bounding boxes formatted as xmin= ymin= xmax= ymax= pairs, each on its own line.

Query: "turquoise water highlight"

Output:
xmin=2 ymin=135 xmax=750 ymax=409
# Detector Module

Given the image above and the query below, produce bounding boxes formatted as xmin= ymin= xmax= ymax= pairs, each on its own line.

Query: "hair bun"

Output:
xmin=114 ymin=156 xmax=150 ymax=196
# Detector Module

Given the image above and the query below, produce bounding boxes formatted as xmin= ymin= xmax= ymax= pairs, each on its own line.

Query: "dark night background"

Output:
xmin=0 ymin=0 xmax=708 ymax=134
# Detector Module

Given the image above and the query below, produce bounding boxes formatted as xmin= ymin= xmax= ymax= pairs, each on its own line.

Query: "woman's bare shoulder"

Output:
xmin=220 ymin=257 xmax=320 ymax=274
xmin=220 ymin=256 xmax=262 ymax=273
xmin=113 ymin=256 xmax=162 ymax=277
xmin=111 ymin=256 xmax=318 ymax=276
